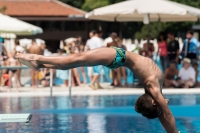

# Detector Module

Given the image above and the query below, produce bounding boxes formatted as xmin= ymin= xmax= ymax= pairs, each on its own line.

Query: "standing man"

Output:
xmin=107 ymin=33 xmax=118 ymax=86
xmin=86 ymin=31 xmax=95 ymax=82
xmin=167 ymin=32 xmax=180 ymax=64
xmin=29 ymin=39 xmax=43 ymax=88
xmin=86 ymin=30 xmax=103 ymax=89
xmin=181 ymin=30 xmax=199 ymax=64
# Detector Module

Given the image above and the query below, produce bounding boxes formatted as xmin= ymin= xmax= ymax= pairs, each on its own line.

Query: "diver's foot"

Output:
xmin=16 ymin=53 xmax=40 ymax=70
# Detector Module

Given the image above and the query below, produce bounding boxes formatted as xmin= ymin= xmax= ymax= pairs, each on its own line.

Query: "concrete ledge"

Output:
xmin=0 ymin=86 xmax=200 ymax=97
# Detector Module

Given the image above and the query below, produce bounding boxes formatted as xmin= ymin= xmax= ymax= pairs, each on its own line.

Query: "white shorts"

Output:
xmin=87 ymin=67 xmax=93 ymax=77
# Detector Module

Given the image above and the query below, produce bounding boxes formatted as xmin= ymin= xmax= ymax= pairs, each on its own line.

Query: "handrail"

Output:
xmin=0 ymin=66 xmax=29 ymax=69
xmin=0 ymin=65 xmax=56 ymax=97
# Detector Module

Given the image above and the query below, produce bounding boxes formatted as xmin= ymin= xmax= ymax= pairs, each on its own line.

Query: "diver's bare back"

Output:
xmin=126 ymin=52 xmax=163 ymax=85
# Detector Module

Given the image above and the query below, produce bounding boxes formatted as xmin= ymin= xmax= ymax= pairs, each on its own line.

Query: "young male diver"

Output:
xmin=17 ymin=47 xmax=179 ymax=133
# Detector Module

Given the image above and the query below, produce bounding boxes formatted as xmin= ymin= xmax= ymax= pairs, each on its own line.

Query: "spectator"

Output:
xmin=41 ymin=68 xmax=50 ymax=87
xmin=97 ymin=30 xmax=104 ymax=46
xmin=1 ymin=69 xmax=9 ymax=87
xmin=76 ymin=37 xmax=87 ymax=84
xmin=14 ymin=39 xmax=24 ymax=87
xmin=86 ymin=31 xmax=95 ymax=82
xmin=107 ymin=32 xmax=118 ymax=86
xmin=14 ymin=39 xmax=25 ymax=53
xmin=167 ymin=32 xmax=180 ymax=64
xmin=0 ymin=37 xmax=7 ymax=87
xmin=172 ymin=58 xmax=196 ymax=88
xmin=139 ymin=35 xmax=154 ymax=59
xmin=164 ymin=61 xmax=178 ymax=87
xmin=40 ymin=42 xmax=51 ymax=56
xmin=192 ymin=62 xmax=199 ymax=87
xmin=181 ymin=30 xmax=199 ymax=64
xmin=7 ymin=52 xmax=19 ymax=92
xmin=86 ymin=30 xmax=103 ymax=89
xmin=116 ymin=37 xmax=128 ymax=86
xmin=29 ymin=39 xmax=43 ymax=88
xmin=0 ymin=37 xmax=7 ymax=57
xmin=79 ymin=39 xmax=85 ymax=52
xmin=76 ymin=35 xmax=82 ymax=46
xmin=107 ymin=32 xmax=117 ymax=47
xmin=56 ymin=49 xmax=69 ymax=87
xmin=69 ymin=46 xmax=82 ymax=86
xmin=157 ymin=32 xmax=168 ymax=72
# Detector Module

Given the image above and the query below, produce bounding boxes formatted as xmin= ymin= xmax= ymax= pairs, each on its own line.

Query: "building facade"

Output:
xmin=0 ymin=0 xmax=88 ymax=52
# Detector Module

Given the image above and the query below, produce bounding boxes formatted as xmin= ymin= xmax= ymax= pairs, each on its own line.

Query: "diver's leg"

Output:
xmin=17 ymin=47 xmax=115 ymax=70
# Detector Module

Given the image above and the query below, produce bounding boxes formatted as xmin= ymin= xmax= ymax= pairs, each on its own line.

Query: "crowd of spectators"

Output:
xmin=140 ymin=30 xmax=199 ymax=88
xmin=0 ymin=29 xmax=200 ymax=90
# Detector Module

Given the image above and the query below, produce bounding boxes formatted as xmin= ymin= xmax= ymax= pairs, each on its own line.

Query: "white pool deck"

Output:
xmin=0 ymin=83 xmax=200 ymax=97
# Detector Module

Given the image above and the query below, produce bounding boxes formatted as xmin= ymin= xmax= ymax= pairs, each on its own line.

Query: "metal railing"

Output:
xmin=0 ymin=66 xmax=72 ymax=96
xmin=0 ymin=66 xmax=29 ymax=69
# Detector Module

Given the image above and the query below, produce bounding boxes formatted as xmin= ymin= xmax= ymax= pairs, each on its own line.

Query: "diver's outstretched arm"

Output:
xmin=17 ymin=47 xmax=116 ymax=70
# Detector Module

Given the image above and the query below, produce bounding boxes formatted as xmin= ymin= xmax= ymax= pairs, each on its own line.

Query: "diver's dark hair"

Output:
xmin=135 ymin=94 xmax=160 ymax=119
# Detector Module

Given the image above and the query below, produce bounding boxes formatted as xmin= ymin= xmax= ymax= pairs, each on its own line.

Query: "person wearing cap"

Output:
xmin=172 ymin=58 xmax=196 ymax=88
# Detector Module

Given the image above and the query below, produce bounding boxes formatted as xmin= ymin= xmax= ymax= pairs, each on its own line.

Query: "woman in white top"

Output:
xmin=14 ymin=39 xmax=25 ymax=87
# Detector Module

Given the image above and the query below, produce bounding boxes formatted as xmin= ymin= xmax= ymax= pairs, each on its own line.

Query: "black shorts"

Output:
xmin=9 ymin=70 xmax=17 ymax=73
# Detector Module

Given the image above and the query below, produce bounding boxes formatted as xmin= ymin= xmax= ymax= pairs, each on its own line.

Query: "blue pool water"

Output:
xmin=0 ymin=94 xmax=200 ymax=133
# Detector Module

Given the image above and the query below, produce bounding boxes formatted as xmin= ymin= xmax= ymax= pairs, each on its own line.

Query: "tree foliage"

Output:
xmin=59 ymin=0 xmax=85 ymax=9
xmin=81 ymin=0 xmax=110 ymax=12
xmin=81 ymin=0 xmax=125 ymax=12
xmin=59 ymin=0 xmax=125 ymax=12
xmin=0 ymin=6 xmax=7 ymax=13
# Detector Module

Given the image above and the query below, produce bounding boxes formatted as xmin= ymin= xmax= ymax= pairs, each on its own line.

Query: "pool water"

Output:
xmin=0 ymin=94 xmax=200 ymax=133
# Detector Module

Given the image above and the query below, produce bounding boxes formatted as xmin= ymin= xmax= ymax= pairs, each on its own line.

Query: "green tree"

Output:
xmin=81 ymin=0 xmax=125 ymax=12
xmin=82 ymin=0 xmax=110 ymax=12
xmin=59 ymin=0 xmax=85 ymax=9
xmin=170 ymin=0 xmax=200 ymax=8
xmin=0 ymin=6 xmax=7 ymax=13
xmin=134 ymin=22 xmax=168 ymax=39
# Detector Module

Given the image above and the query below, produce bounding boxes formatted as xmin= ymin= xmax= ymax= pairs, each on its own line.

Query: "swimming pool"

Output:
xmin=0 ymin=94 xmax=200 ymax=133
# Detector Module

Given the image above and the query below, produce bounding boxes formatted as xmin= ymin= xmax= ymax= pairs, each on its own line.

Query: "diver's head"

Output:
xmin=135 ymin=94 xmax=168 ymax=119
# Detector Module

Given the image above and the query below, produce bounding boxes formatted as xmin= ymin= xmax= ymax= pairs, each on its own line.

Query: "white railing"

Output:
xmin=0 ymin=66 xmax=72 ymax=96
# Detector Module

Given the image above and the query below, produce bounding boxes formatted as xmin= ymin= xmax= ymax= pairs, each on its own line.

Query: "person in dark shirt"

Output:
xmin=167 ymin=32 xmax=180 ymax=64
